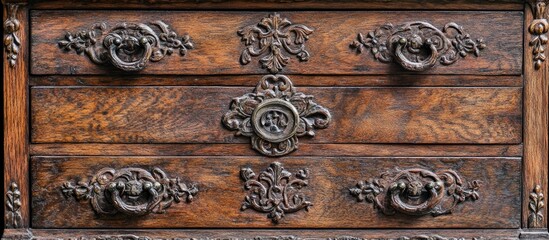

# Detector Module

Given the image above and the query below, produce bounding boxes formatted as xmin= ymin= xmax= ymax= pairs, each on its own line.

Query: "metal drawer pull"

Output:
xmin=351 ymin=21 xmax=486 ymax=72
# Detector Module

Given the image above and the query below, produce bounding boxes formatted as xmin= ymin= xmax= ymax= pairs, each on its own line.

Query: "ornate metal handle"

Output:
xmin=387 ymin=169 xmax=445 ymax=215
xmin=59 ymin=21 xmax=193 ymax=72
xmin=351 ymin=21 xmax=486 ymax=72
xmin=350 ymin=168 xmax=481 ymax=217
xmin=62 ymin=167 xmax=198 ymax=216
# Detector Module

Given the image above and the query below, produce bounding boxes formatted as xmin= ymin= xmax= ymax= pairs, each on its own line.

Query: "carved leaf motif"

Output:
xmin=350 ymin=168 xmax=480 ymax=217
xmin=3 ymin=4 xmax=21 ymax=67
xmin=528 ymin=0 xmax=549 ymax=69
xmin=61 ymin=167 xmax=198 ymax=216
xmin=528 ymin=185 xmax=545 ymax=228
xmin=5 ymin=182 xmax=22 ymax=228
xmin=222 ymin=75 xmax=331 ymax=156
xmin=238 ymin=13 xmax=313 ymax=73
xmin=240 ymin=162 xmax=312 ymax=223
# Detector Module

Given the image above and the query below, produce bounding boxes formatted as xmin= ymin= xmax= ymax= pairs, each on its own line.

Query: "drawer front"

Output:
xmin=31 ymin=84 xmax=522 ymax=145
xmin=31 ymin=156 xmax=520 ymax=228
xmin=31 ymin=11 xmax=522 ymax=75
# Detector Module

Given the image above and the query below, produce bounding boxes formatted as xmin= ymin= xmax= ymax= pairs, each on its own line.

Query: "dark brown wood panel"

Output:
xmin=29 ymin=143 xmax=523 ymax=157
xmin=31 ymin=156 xmax=521 ymax=228
xmin=31 ymin=11 xmax=522 ymax=75
xmin=30 ymin=0 xmax=523 ymax=10
xmin=30 ymin=86 xmax=522 ymax=144
xmin=30 ymin=75 xmax=523 ymax=87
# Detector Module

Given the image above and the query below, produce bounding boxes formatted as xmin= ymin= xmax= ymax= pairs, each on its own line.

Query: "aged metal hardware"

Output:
xmin=351 ymin=21 xmax=485 ymax=72
xmin=58 ymin=21 xmax=193 ymax=71
xmin=61 ymin=167 xmax=198 ymax=216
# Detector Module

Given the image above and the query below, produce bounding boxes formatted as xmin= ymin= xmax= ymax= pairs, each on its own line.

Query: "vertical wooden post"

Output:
xmin=522 ymin=0 xmax=549 ymax=238
xmin=3 ymin=0 xmax=29 ymax=230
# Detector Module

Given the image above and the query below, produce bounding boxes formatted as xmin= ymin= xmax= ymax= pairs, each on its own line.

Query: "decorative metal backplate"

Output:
xmin=238 ymin=13 xmax=313 ymax=74
xmin=5 ymin=182 xmax=22 ymax=228
xmin=240 ymin=162 xmax=312 ymax=223
xmin=351 ymin=21 xmax=486 ymax=72
xmin=3 ymin=3 xmax=21 ymax=67
xmin=58 ymin=21 xmax=193 ymax=71
xmin=222 ymin=74 xmax=331 ymax=157
xmin=528 ymin=184 xmax=545 ymax=228
xmin=61 ymin=167 xmax=198 ymax=216
xmin=349 ymin=168 xmax=480 ymax=217
xmin=528 ymin=0 xmax=549 ymax=69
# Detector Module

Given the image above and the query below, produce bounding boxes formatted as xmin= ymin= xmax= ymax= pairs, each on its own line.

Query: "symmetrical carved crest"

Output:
xmin=3 ymin=3 xmax=21 ymax=67
xmin=351 ymin=21 xmax=486 ymax=72
xmin=5 ymin=182 xmax=22 ymax=228
xmin=222 ymin=75 xmax=331 ymax=156
xmin=528 ymin=185 xmax=545 ymax=228
xmin=58 ymin=21 xmax=193 ymax=71
xmin=240 ymin=162 xmax=312 ymax=223
xmin=61 ymin=167 xmax=198 ymax=216
xmin=528 ymin=0 xmax=549 ymax=69
xmin=238 ymin=13 xmax=314 ymax=73
xmin=349 ymin=168 xmax=480 ymax=217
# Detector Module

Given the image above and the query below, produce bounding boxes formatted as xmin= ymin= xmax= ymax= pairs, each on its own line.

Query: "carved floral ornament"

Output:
xmin=349 ymin=168 xmax=480 ymax=217
xmin=528 ymin=0 xmax=549 ymax=69
xmin=528 ymin=184 xmax=545 ymax=228
xmin=222 ymin=75 xmax=331 ymax=157
xmin=61 ymin=167 xmax=198 ymax=216
xmin=5 ymin=182 xmax=22 ymax=228
xmin=238 ymin=13 xmax=314 ymax=74
xmin=58 ymin=21 xmax=193 ymax=71
xmin=240 ymin=162 xmax=311 ymax=223
xmin=351 ymin=21 xmax=485 ymax=72
xmin=3 ymin=3 xmax=21 ymax=67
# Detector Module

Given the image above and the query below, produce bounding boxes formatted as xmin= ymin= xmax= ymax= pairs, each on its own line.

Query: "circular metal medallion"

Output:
xmin=252 ymin=98 xmax=299 ymax=143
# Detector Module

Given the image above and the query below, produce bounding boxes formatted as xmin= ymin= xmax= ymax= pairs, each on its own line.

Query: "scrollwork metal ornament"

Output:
xmin=3 ymin=3 xmax=21 ymax=67
xmin=61 ymin=167 xmax=198 ymax=216
xmin=351 ymin=21 xmax=486 ymax=72
xmin=238 ymin=13 xmax=314 ymax=74
xmin=240 ymin=162 xmax=312 ymax=223
xmin=5 ymin=182 xmax=22 ymax=228
xmin=222 ymin=74 xmax=331 ymax=157
xmin=528 ymin=184 xmax=545 ymax=228
xmin=528 ymin=0 xmax=549 ymax=69
xmin=349 ymin=168 xmax=481 ymax=217
xmin=58 ymin=21 xmax=193 ymax=71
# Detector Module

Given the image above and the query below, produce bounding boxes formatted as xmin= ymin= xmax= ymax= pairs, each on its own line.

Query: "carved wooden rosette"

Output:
xmin=3 ymin=3 xmax=21 ymax=67
xmin=222 ymin=75 xmax=331 ymax=157
xmin=351 ymin=21 xmax=486 ymax=72
xmin=58 ymin=21 xmax=193 ymax=71
xmin=349 ymin=168 xmax=480 ymax=217
xmin=528 ymin=185 xmax=545 ymax=228
xmin=5 ymin=182 xmax=22 ymax=228
xmin=240 ymin=162 xmax=312 ymax=223
xmin=61 ymin=167 xmax=198 ymax=216
xmin=528 ymin=0 xmax=549 ymax=69
xmin=238 ymin=13 xmax=314 ymax=74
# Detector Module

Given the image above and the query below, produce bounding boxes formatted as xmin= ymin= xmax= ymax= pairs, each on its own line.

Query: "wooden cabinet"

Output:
xmin=3 ymin=1 xmax=548 ymax=239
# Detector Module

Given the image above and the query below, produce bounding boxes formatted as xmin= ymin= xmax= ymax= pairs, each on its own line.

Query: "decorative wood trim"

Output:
xmin=238 ymin=13 xmax=313 ymax=74
xmin=524 ymin=0 xmax=549 ymax=230
xmin=222 ymin=75 xmax=331 ymax=157
xmin=61 ymin=167 xmax=198 ymax=216
xmin=3 ymin=2 xmax=29 ymax=229
xmin=240 ymin=162 xmax=311 ymax=223
xmin=528 ymin=0 xmax=549 ymax=69
xmin=529 ymin=185 xmax=546 ymax=228
xmin=5 ymin=182 xmax=22 ymax=228
xmin=351 ymin=21 xmax=485 ymax=72
xmin=3 ymin=3 xmax=21 ymax=67
xmin=58 ymin=21 xmax=193 ymax=71
xmin=349 ymin=168 xmax=480 ymax=217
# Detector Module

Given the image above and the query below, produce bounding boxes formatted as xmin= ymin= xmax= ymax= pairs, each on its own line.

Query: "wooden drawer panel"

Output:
xmin=31 ymin=156 xmax=520 ymax=228
xmin=31 ymin=11 xmax=522 ymax=75
xmin=31 ymin=85 xmax=522 ymax=144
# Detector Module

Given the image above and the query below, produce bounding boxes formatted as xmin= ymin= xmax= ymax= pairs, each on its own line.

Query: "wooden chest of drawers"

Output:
xmin=2 ymin=1 xmax=548 ymax=239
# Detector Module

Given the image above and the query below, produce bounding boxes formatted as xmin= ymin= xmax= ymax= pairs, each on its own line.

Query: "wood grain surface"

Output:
xmin=31 ymin=156 xmax=521 ymax=228
xmin=30 ymin=11 xmax=522 ymax=75
xmin=30 ymin=86 xmax=522 ymax=144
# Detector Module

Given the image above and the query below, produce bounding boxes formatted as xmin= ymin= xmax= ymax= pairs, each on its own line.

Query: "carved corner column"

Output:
xmin=522 ymin=0 xmax=549 ymax=238
xmin=3 ymin=0 xmax=29 ymax=231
